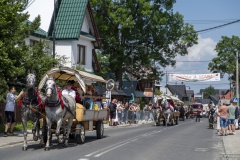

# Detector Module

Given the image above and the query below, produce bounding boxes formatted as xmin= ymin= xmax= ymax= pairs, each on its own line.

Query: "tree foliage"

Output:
xmin=91 ymin=0 xmax=198 ymax=86
xmin=208 ymin=36 xmax=240 ymax=81
xmin=0 ymin=0 xmax=63 ymax=102
xmin=203 ymin=85 xmax=216 ymax=99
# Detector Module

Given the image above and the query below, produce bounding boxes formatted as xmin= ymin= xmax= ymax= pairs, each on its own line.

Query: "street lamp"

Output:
xmin=236 ymin=51 xmax=239 ymax=107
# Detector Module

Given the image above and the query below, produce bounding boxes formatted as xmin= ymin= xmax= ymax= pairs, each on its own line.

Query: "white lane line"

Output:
xmin=78 ymin=159 xmax=89 ymax=160
xmin=94 ymin=142 xmax=130 ymax=157
xmin=85 ymin=130 xmax=159 ymax=157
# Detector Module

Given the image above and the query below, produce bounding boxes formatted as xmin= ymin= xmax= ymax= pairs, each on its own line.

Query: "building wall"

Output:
xmin=55 ymin=40 xmax=73 ymax=67
xmin=81 ymin=15 xmax=90 ymax=33
xmin=72 ymin=37 xmax=94 ymax=72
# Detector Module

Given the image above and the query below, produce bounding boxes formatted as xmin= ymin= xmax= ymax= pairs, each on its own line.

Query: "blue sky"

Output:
xmin=26 ymin=0 xmax=240 ymax=94
xmin=159 ymin=0 xmax=240 ymax=93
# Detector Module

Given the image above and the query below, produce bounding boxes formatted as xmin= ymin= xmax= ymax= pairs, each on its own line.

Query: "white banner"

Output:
xmin=168 ymin=73 xmax=220 ymax=82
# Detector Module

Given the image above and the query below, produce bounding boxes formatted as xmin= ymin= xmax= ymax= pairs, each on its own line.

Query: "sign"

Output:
xmin=232 ymin=98 xmax=238 ymax=103
xmin=168 ymin=73 xmax=220 ymax=82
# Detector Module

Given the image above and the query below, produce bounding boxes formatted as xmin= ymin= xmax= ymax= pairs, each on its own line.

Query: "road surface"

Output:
xmin=0 ymin=118 xmax=223 ymax=160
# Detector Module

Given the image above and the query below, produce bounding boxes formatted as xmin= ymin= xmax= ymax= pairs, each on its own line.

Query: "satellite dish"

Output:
xmin=106 ymin=79 xmax=115 ymax=91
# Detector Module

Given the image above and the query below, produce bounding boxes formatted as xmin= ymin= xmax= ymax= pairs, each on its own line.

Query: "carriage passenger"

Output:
xmin=62 ymin=80 xmax=76 ymax=99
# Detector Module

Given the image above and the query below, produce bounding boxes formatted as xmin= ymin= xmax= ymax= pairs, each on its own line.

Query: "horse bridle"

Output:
xmin=27 ymin=75 xmax=36 ymax=86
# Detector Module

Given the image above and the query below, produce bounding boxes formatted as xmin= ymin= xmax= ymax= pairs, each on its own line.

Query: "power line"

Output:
xmin=25 ymin=0 xmax=36 ymax=9
xmin=191 ymin=19 xmax=240 ymax=34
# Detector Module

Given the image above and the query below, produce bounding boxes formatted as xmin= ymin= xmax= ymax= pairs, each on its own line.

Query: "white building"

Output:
xmin=47 ymin=0 xmax=101 ymax=73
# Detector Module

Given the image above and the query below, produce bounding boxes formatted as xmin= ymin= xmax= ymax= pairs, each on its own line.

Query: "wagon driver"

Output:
xmin=62 ymin=80 xmax=76 ymax=99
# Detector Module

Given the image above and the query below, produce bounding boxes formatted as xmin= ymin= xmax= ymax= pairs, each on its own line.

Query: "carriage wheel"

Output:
xmin=96 ymin=120 xmax=104 ymax=139
xmin=76 ymin=123 xmax=85 ymax=144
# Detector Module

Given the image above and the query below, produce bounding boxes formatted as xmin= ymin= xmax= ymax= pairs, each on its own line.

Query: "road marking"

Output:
xmin=78 ymin=159 xmax=89 ymax=160
xmin=85 ymin=122 xmax=183 ymax=158
xmin=194 ymin=148 xmax=209 ymax=152
xmin=94 ymin=142 xmax=130 ymax=157
xmin=84 ymin=130 xmax=159 ymax=157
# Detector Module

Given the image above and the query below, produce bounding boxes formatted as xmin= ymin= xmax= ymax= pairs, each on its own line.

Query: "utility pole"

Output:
xmin=53 ymin=0 xmax=57 ymax=59
xmin=236 ymin=51 xmax=239 ymax=107
xmin=165 ymin=71 xmax=167 ymax=94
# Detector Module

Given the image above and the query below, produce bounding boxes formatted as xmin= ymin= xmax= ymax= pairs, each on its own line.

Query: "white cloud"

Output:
xmin=165 ymin=36 xmax=217 ymax=74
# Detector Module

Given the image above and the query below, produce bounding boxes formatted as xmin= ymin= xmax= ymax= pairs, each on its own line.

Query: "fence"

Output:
xmin=115 ymin=110 xmax=155 ymax=124
xmin=0 ymin=103 xmax=22 ymax=124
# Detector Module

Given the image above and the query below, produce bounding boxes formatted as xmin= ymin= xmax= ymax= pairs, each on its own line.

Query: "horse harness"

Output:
xmin=45 ymin=91 xmax=75 ymax=118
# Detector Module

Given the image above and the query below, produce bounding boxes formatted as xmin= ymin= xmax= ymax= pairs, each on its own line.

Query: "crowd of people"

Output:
xmin=108 ymin=99 xmax=143 ymax=126
xmin=210 ymin=99 xmax=239 ymax=136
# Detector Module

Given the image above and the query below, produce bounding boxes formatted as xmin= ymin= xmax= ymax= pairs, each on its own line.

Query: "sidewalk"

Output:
xmin=0 ymin=120 xmax=153 ymax=147
xmin=0 ymin=130 xmax=33 ymax=147
xmin=222 ymin=130 xmax=240 ymax=154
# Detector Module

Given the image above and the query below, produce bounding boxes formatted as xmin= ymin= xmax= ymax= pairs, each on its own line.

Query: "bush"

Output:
xmin=0 ymin=121 xmax=34 ymax=133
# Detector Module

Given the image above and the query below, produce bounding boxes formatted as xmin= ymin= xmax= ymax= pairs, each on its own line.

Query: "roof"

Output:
xmin=38 ymin=66 xmax=107 ymax=93
xmin=199 ymin=89 xmax=228 ymax=96
xmin=209 ymin=95 xmax=219 ymax=105
xmin=111 ymin=90 xmax=127 ymax=96
xmin=195 ymin=99 xmax=211 ymax=105
xmin=166 ymin=85 xmax=187 ymax=101
xmin=186 ymin=90 xmax=194 ymax=97
xmin=48 ymin=0 xmax=101 ymax=48
xmin=25 ymin=20 xmax=47 ymax=38
xmin=48 ymin=0 xmax=87 ymax=39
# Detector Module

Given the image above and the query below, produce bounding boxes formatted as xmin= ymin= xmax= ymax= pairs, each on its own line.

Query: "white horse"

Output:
xmin=152 ymin=96 xmax=162 ymax=126
xmin=21 ymin=73 xmax=44 ymax=150
xmin=44 ymin=78 xmax=76 ymax=150
xmin=161 ymin=96 xmax=174 ymax=126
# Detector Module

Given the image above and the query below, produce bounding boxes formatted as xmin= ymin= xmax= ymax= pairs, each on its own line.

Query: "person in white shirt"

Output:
xmin=62 ymin=81 xmax=76 ymax=99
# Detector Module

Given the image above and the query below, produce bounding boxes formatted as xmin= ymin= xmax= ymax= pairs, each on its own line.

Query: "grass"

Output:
xmin=0 ymin=121 xmax=34 ymax=133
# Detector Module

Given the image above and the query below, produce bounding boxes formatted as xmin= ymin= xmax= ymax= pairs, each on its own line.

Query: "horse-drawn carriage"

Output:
xmin=152 ymin=95 xmax=181 ymax=126
xmin=38 ymin=66 xmax=109 ymax=150
xmin=20 ymin=66 xmax=109 ymax=151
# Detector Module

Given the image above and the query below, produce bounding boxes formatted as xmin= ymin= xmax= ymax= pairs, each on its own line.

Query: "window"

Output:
xmin=30 ymin=39 xmax=39 ymax=46
xmin=78 ymin=45 xmax=86 ymax=65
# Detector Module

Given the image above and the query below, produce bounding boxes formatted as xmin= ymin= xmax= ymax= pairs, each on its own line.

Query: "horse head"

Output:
xmin=26 ymin=73 xmax=36 ymax=88
xmin=45 ymin=78 xmax=56 ymax=98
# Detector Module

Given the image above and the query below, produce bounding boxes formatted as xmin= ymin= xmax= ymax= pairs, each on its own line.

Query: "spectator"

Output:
xmin=136 ymin=104 xmax=140 ymax=122
xmin=227 ymin=100 xmax=237 ymax=135
xmin=208 ymin=104 xmax=215 ymax=129
xmin=218 ymin=103 xmax=228 ymax=136
xmin=195 ymin=106 xmax=202 ymax=122
xmin=4 ymin=87 xmax=24 ymax=137
xmin=109 ymin=99 xmax=117 ymax=126
xmin=122 ymin=102 xmax=128 ymax=124
xmin=216 ymin=105 xmax=221 ymax=134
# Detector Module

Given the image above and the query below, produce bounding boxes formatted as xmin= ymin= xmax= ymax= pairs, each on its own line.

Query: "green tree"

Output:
xmin=0 ymin=0 xmax=64 ymax=101
xmin=203 ymin=85 xmax=216 ymax=99
xmin=208 ymin=36 xmax=240 ymax=81
xmin=91 ymin=0 xmax=198 ymax=86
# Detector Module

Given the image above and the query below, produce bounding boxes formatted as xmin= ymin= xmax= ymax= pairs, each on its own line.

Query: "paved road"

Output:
xmin=0 ymin=118 xmax=223 ymax=160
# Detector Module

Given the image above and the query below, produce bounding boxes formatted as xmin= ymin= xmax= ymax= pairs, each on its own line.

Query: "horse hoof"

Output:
xmin=44 ymin=147 xmax=50 ymax=151
xmin=33 ymin=135 xmax=38 ymax=141
xmin=63 ymin=144 xmax=68 ymax=148
xmin=22 ymin=147 xmax=27 ymax=151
